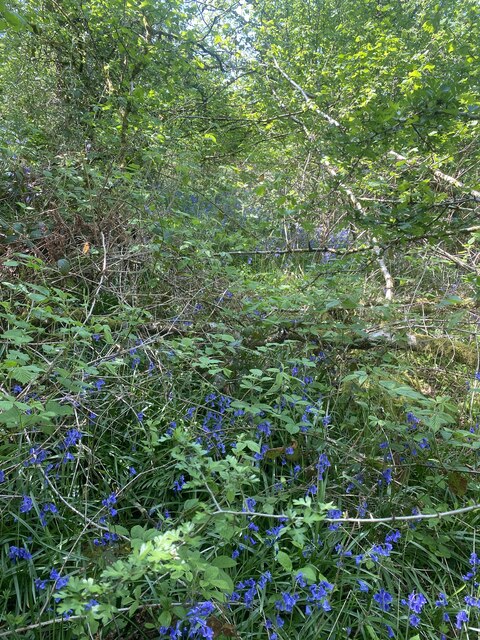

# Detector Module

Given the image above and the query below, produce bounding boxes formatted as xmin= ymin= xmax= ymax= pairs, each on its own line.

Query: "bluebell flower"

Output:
xmin=64 ymin=429 xmax=82 ymax=448
xmin=9 ymin=546 xmax=32 ymax=562
xmin=85 ymin=599 xmax=99 ymax=610
xmin=335 ymin=543 xmax=352 ymax=557
xmin=357 ymin=499 xmax=368 ymax=517
xmin=232 ymin=548 xmax=240 ymax=559
xmin=455 ymin=610 xmax=469 ymax=629
xmin=34 ymin=578 xmax=47 ymax=590
xmin=322 ymin=415 xmax=331 ymax=426
xmin=102 ymin=493 xmax=117 ymax=508
xmin=275 ymin=592 xmax=299 ymax=613
xmin=256 ymin=420 xmax=272 ymax=438
xmin=173 ymin=475 xmax=185 ymax=493
xmin=92 ymin=333 xmax=101 ymax=341
xmin=381 ymin=468 xmax=392 ymax=485
xmin=55 ymin=575 xmax=69 ymax=590
xmin=244 ymin=497 xmax=256 ymax=512
xmin=465 ymin=595 xmax=480 ymax=607
xmin=385 ymin=529 xmax=401 ymax=544
xmin=409 ymin=614 xmax=420 ymax=627
xmin=243 ymin=581 xmax=257 ymax=608
xmin=327 ymin=509 xmax=342 ymax=530
xmin=306 ymin=484 xmax=318 ymax=497
xmin=266 ymin=524 xmax=285 ymax=540
xmin=20 ymin=495 xmax=33 ymax=513
xmin=296 ymin=572 xmax=307 ymax=587
xmin=24 ymin=447 xmax=49 ymax=466
xmin=95 ymin=379 xmax=105 ymax=391
xmin=258 ymin=571 xmax=272 ymax=589
xmin=407 ymin=592 xmax=427 ymax=614
xmin=93 ymin=532 xmax=118 ymax=546
xmin=406 ymin=412 xmax=420 ymax=426
xmin=166 ymin=421 xmax=176 ymax=436
xmin=370 ymin=543 xmax=393 ymax=562
xmin=316 ymin=453 xmax=330 ymax=479
xmin=435 ymin=593 xmax=448 ymax=607
xmin=0 ymin=470 xmax=4 ymax=483
xmin=386 ymin=625 xmax=394 ymax=638
xmin=129 ymin=466 xmax=137 ymax=476
xmin=373 ymin=589 xmax=393 ymax=612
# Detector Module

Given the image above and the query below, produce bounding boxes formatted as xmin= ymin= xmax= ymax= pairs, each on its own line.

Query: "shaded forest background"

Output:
xmin=0 ymin=0 xmax=479 ymax=638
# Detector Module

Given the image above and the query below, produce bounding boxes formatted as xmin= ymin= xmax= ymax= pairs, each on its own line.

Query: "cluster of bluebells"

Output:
xmin=18 ymin=495 xmax=59 ymax=526
xmin=197 ymin=393 xmax=233 ymax=455
xmin=9 ymin=545 xmax=32 ymax=562
xmin=373 ymin=588 xmax=393 ymax=612
xmin=462 ymin=551 xmax=480 ymax=582
xmin=34 ymin=568 xmax=69 ymax=591
xmin=101 ymin=493 xmax=118 ymax=518
xmin=158 ymin=601 xmax=216 ymax=639
xmin=272 ymin=576 xmax=333 ymax=620
xmin=402 ymin=591 xmax=427 ymax=627
xmin=173 ymin=475 xmax=186 ymax=493
xmin=93 ymin=531 xmax=119 ymax=547
xmin=229 ymin=571 xmax=272 ymax=610
xmin=183 ymin=393 xmax=245 ymax=456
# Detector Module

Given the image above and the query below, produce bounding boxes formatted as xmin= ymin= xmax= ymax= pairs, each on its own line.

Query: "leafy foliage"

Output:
xmin=0 ymin=0 xmax=479 ymax=639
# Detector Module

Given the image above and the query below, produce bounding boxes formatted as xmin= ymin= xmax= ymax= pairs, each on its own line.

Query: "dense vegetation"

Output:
xmin=0 ymin=0 xmax=479 ymax=638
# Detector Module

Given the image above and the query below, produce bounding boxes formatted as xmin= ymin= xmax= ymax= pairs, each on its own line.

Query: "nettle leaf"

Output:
xmin=44 ymin=400 xmax=74 ymax=417
xmin=1 ymin=329 xmax=33 ymax=344
xmin=10 ymin=365 xmax=43 ymax=384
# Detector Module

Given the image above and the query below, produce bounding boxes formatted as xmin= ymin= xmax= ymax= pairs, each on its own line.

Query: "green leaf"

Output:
xmin=10 ymin=365 xmax=43 ymax=384
xmin=211 ymin=555 xmax=237 ymax=569
xmin=277 ymin=551 xmax=292 ymax=572
xmin=0 ymin=7 xmax=27 ymax=30
xmin=1 ymin=330 xmax=33 ymax=344
xmin=297 ymin=565 xmax=317 ymax=583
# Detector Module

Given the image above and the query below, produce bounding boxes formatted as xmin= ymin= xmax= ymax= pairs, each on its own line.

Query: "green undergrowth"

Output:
xmin=1 ymin=249 xmax=480 ymax=640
